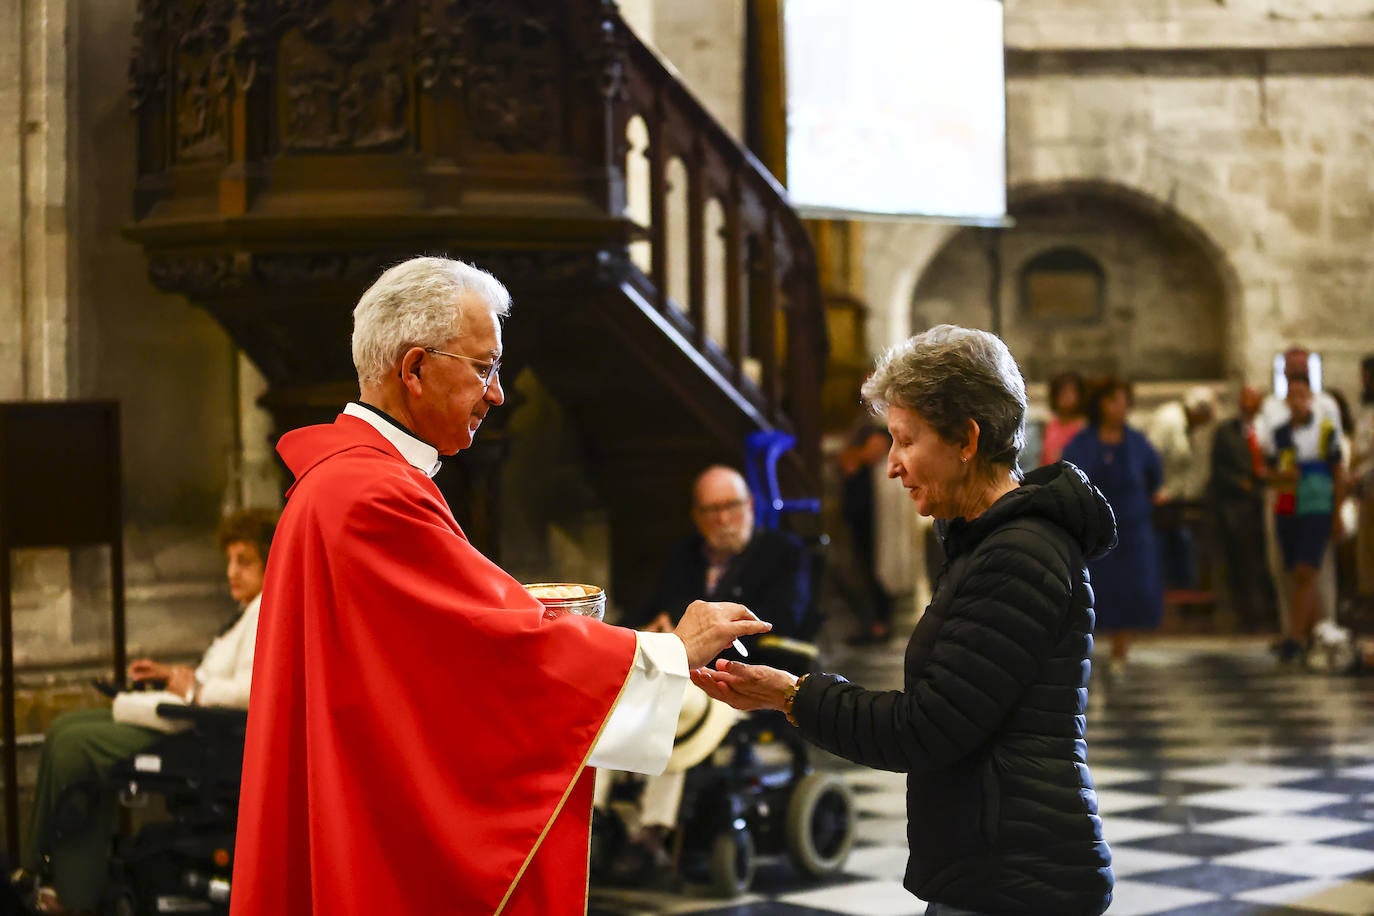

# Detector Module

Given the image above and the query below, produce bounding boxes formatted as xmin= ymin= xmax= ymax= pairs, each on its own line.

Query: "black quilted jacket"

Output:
xmin=792 ymin=462 xmax=1117 ymax=915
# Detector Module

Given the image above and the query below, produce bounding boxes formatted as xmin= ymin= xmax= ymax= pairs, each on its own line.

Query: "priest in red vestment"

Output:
xmin=230 ymin=256 xmax=769 ymax=915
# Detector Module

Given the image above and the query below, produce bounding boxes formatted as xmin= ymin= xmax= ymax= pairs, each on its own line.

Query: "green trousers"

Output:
xmin=23 ymin=707 xmax=158 ymax=911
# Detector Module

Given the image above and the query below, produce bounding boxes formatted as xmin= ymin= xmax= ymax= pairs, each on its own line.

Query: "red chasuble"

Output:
xmin=230 ymin=415 xmax=638 ymax=915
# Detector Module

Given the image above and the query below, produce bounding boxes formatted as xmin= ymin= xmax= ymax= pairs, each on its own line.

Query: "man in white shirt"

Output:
xmin=17 ymin=508 xmax=277 ymax=915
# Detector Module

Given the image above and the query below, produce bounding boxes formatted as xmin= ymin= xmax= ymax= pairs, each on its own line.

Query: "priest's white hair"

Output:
xmin=352 ymin=256 xmax=511 ymax=386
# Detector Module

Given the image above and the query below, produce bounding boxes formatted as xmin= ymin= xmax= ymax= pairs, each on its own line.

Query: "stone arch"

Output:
xmin=903 ymin=179 xmax=1243 ymax=383
xmin=862 ymin=220 xmax=962 ymax=350
xmin=1009 ymin=178 xmax=1245 ymax=337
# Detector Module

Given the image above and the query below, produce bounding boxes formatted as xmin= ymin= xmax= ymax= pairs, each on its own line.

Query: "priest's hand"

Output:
xmin=674 ymin=600 xmax=770 ymax=669
xmin=691 ymin=659 xmax=797 ymax=713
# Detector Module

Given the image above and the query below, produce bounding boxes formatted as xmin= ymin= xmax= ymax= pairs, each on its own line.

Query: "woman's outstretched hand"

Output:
xmin=690 ymin=659 xmax=798 ymax=713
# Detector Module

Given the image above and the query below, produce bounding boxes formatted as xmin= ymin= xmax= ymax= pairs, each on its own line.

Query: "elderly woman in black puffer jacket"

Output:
xmin=693 ymin=325 xmax=1117 ymax=916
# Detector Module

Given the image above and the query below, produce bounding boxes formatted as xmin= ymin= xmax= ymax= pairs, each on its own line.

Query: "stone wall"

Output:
xmin=865 ymin=0 xmax=1374 ymax=401
xmin=911 ymin=190 xmax=1231 ymax=383
xmin=0 ymin=1 xmax=265 ymax=705
xmin=620 ymin=0 xmax=746 ymax=141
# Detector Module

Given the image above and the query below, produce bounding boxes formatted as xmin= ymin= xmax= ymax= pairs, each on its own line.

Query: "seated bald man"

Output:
xmin=609 ymin=465 xmax=811 ymax=877
xmin=637 ymin=466 xmax=812 ymax=657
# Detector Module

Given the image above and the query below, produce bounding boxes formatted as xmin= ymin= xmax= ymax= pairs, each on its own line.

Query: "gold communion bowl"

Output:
xmin=523 ymin=582 xmax=607 ymax=621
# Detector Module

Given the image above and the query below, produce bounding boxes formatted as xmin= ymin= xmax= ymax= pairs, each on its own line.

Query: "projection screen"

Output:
xmin=784 ymin=0 xmax=1007 ymax=224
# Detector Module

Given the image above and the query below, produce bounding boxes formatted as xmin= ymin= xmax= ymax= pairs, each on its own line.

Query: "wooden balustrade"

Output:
xmin=615 ymin=12 xmax=825 ymax=474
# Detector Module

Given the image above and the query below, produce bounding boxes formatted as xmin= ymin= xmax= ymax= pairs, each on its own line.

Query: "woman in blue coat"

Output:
xmin=1063 ymin=377 xmax=1164 ymax=670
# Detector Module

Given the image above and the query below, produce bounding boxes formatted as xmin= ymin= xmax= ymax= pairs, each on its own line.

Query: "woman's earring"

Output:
xmin=961 ymin=455 xmax=968 ymax=464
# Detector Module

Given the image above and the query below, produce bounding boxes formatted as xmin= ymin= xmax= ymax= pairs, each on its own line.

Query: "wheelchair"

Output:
xmin=58 ymin=704 xmax=247 ymax=916
xmin=591 ymin=640 xmax=857 ymax=898
xmin=590 ymin=431 xmax=853 ymax=896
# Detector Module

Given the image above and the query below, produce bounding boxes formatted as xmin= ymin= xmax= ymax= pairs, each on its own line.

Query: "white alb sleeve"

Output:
xmin=588 ymin=631 xmax=689 ymax=774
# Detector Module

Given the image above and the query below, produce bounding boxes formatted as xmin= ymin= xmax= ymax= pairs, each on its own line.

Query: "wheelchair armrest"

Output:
xmin=751 ymin=636 xmax=823 ymax=675
xmin=154 ymin=703 xmax=249 ymax=731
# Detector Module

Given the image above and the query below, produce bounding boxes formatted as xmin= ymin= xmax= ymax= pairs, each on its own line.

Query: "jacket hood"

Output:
xmin=944 ymin=461 xmax=1118 ymax=562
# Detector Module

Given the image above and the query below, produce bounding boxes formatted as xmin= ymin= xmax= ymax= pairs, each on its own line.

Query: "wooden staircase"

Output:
xmin=125 ymin=0 xmax=826 ymax=609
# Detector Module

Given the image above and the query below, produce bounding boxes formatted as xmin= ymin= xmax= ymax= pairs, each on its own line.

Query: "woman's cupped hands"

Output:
xmin=690 ymin=659 xmax=798 ymax=713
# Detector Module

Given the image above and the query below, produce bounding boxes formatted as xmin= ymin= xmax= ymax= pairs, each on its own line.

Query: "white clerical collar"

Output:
xmin=343 ymin=402 xmax=443 ymax=478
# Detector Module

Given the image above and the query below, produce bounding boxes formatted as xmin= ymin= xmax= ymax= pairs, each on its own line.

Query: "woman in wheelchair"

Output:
xmin=14 ymin=509 xmax=276 ymax=915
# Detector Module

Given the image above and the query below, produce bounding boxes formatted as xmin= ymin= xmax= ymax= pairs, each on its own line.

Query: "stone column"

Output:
xmin=0 ymin=0 xmax=72 ymax=400
xmin=232 ymin=354 xmax=285 ymax=513
xmin=0 ymin=0 xmax=78 ymax=662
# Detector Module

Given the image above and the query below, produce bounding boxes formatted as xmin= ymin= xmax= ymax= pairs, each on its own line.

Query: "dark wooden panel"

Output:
xmin=0 ymin=402 xmax=122 ymax=548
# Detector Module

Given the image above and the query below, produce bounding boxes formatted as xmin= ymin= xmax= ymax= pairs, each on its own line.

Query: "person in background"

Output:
xmin=1327 ymin=388 xmax=1360 ymax=609
xmin=1208 ymin=385 xmax=1280 ymax=633
xmin=693 ymin=325 xmax=1116 ymax=916
xmin=1144 ymin=386 xmax=1216 ymax=592
xmin=1041 ymin=370 xmax=1087 ymax=466
xmin=1257 ymin=348 xmax=1344 ymax=442
xmin=1064 ymin=377 xmax=1164 ymax=671
xmin=17 ymin=508 xmax=278 ymax=915
xmin=1353 ymin=356 xmax=1374 ymax=605
xmin=637 ymin=466 xmax=811 ymax=653
xmin=838 ymin=418 xmax=896 ymax=643
xmin=1268 ymin=375 xmax=1344 ymax=663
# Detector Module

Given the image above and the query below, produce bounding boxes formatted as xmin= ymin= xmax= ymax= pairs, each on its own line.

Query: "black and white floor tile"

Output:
xmin=589 ymin=637 xmax=1374 ymax=915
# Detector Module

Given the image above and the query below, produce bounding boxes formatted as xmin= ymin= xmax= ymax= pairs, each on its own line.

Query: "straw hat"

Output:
xmin=665 ymin=686 xmax=741 ymax=773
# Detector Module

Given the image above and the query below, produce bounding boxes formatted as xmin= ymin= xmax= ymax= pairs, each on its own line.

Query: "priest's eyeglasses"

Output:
xmin=424 ymin=347 xmax=502 ymax=391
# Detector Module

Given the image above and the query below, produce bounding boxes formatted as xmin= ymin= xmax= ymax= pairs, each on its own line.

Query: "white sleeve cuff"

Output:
xmin=588 ymin=631 xmax=689 ymax=774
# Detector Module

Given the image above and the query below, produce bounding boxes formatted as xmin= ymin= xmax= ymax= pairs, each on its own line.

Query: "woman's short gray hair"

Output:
xmin=352 ymin=256 xmax=512 ymax=385
xmin=861 ymin=325 xmax=1027 ymax=473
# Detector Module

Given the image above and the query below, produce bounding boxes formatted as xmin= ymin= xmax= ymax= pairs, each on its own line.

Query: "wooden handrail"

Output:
xmin=613 ymin=13 xmax=826 ymax=477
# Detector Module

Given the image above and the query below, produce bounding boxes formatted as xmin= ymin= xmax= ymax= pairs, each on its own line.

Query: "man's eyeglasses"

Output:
xmin=694 ymin=498 xmax=749 ymax=517
xmin=424 ymin=347 xmax=502 ymax=391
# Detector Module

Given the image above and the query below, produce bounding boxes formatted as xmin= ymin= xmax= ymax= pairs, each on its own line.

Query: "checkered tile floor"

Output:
xmin=589 ymin=637 xmax=1374 ymax=915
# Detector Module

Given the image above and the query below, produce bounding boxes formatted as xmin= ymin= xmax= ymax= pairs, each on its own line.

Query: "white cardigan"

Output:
xmin=193 ymin=594 xmax=260 ymax=709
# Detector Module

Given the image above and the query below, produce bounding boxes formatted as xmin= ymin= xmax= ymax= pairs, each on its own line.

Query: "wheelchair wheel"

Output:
xmin=785 ymin=771 xmax=856 ymax=877
xmin=708 ymin=828 xmax=756 ymax=897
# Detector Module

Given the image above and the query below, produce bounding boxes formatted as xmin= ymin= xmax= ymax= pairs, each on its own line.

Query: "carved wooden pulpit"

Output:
xmin=125 ymin=0 xmax=825 ymax=610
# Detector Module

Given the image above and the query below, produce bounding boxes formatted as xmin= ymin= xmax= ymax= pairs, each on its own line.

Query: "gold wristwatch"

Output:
xmin=782 ymin=674 xmax=808 ymax=726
